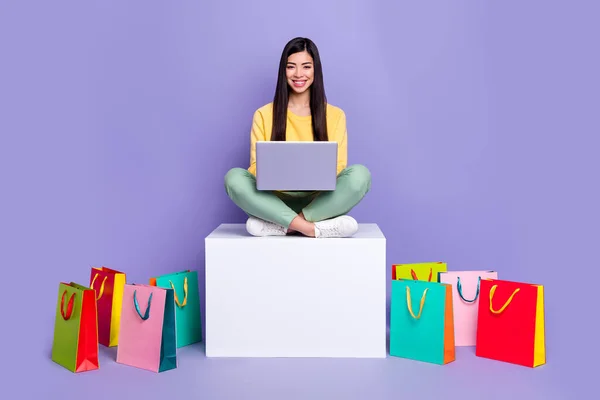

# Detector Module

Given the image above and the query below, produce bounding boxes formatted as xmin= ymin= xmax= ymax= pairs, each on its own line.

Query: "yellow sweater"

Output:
xmin=247 ymin=102 xmax=348 ymax=176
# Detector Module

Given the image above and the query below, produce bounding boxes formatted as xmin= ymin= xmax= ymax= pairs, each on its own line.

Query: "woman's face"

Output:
xmin=286 ymin=51 xmax=314 ymax=94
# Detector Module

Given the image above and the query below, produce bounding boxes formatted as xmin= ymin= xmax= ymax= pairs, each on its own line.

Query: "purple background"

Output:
xmin=2 ymin=0 xmax=597 ymax=399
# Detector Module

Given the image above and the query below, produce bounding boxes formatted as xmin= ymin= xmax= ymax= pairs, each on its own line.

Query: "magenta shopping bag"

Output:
xmin=116 ymin=284 xmax=176 ymax=372
xmin=438 ymin=270 xmax=498 ymax=346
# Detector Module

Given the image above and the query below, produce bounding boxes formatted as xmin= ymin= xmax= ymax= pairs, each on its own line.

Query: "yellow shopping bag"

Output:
xmin=392 ymin=262 xmax=447 ymax=282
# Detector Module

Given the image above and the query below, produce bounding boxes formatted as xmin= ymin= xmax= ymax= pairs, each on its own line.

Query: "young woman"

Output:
xmin=224 ymin=37 xmax=371 ymax=238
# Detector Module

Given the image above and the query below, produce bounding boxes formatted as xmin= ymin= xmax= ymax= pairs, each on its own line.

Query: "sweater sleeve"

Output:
xmin=334 ymin=110 xmax=348 ymax=175
xmin=247 ymin=110 xmax=265 ymax=176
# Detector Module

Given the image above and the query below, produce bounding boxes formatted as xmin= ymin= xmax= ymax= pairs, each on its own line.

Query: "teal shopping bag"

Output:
xmin=150 ymin=270 xmax=202 ymax=348
xmin=389 ymin=279 xmax=455 ymax=364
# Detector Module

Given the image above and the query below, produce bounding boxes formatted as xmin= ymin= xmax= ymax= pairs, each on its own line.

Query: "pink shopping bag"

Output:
xmin=438 ymin=270 xmax=498 ymax=346
xmin=116 ymin=284 xmax=176 ymax=372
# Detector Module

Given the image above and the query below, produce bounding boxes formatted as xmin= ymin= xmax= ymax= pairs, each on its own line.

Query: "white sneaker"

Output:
xmin=246 ymin=217 xmax=287 ymax=237
xmin=314 ymin=215 xmax=359 ymax=238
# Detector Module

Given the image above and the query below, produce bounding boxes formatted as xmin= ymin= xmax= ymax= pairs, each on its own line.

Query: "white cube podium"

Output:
xmin=204 ymin=223 xmax=386 ymax=358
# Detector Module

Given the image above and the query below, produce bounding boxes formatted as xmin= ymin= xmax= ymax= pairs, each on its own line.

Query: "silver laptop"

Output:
xmin=256 ymin=141 xmax=337 ymax=191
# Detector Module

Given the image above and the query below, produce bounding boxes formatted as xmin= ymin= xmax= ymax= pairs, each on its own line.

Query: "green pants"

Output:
xmin=224 ymin=164 xmax=371 ymax=229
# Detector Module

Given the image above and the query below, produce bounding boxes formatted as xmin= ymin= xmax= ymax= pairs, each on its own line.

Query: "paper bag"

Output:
xmin=51 ymin=282 xmax=99 ymax=372
xmin=116 ymin=284 xmax=177 ymax=372
xmin=439 ymin=270 xmax=498 ymax=346
xmin=476 ymin=278 xmax=546 ymax=367
xmin=390 ymin=279 xmax=455 ymax=364
xmin=89 ymin=267 xmax=126 ymax=347
xmin=150 ymin=270 xmax=202 ymax=347
xmin=392 ymin=262 xmax=447 ymax=282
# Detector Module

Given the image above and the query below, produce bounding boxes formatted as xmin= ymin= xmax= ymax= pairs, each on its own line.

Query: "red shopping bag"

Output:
xmin=89 ymin=267 xmax=126 ymax=347
xmin=475 ymin=278 xmax=546 ymax=367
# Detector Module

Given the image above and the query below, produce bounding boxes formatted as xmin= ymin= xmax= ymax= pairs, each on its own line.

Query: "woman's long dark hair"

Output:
xmin=271 ymin=37 xmax=328 ymax=142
